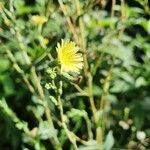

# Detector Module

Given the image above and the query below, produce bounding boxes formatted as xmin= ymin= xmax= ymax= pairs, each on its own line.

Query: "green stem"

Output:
xmin=75 ymin=0 xmax=98 ymax=143
xmin=30 ymin=67 xmax=61 ymax=150
xmin=87 ymin=73 xmax=97 ymax=123
xmin=58 ymin=0 xmax=79 ymax=43
xmin=58 ymin=80 xmax=78 ymax=150
xmin=110 ymin=0 xmax=116 ymax=29
xmin=92 ymin=52 xmax=104 ymax=76
xmin=6 ymin=49 xmax=34 ymax=93
xmin=98 ymin=60 xmax=114 ymax=149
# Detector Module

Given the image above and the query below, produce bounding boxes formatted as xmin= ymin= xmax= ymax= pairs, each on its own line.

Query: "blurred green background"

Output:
xmin=0 ymin=0 xmax=150 ymax=149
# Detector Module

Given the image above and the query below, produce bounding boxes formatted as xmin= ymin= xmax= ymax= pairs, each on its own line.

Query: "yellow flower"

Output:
xmin=43 ymin=38 xmax=49 ymax=45
xmin=31 ymin=15 xmax=47 ymax=25
xmin=56 ymin=40 xmax=83 ymax=73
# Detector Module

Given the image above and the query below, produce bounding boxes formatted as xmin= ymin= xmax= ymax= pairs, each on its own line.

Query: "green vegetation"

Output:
xmin=0 ymin=0 xmax=150 ymax=149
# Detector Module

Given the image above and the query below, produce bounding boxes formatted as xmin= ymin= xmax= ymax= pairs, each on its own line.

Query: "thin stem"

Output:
xmin=119 ymin=0 xmax=125 ymax=36
xmin=100 ymin=66 xmax=112 ymax=110
xmin=30 ymin=67 xmax=61 ymax=149
xmin=92 ymin=52 xmax=104 ymax=76
xmin=15 ymin=29 xmax=31 ymax=65
xmin=53 ymin=115 xmax=91 ymax=146
xmin=87 ymin=73 xmax=97 ymax=123
xmin=96 ymin=127 xmax=103 ymax=150
xmin=58 ymin=0 xmax=79 ymax=43
xmin=40 ymin=0 xmax=52 ymax=35
xmin=6 ymin=49 xmax=35 ymax=93
xmin=74 ymin=0 xmax=97 ymax=115
xmin=57 ymin=80 xmax=78 ymax=150
xmin=143 ymin=0 xmax=150 ymax=14
xmin=9 ymin=0 xmax=14 ymax=13
xmin=74 ymin=0 xmax=85 ymax=48
xmin=97 ymin=60 xmax=114 ymax=149
xmin=110 ymin=0 xmax=116 ymax=29
xmin=74 ymin=0 xmax=98 ymax=144
xmin=30 ymin=67 xmax=53 ymax=126
xmin=111 ymin=0 xmax=116 ymax=19
xmin=45 ymin=0 xmax=52 ymax=18
xmin=85 ymin=117 xmax=93 ymax=139
xmin=74 ymin=133 xmax=92 ymax=145
xmin=74 ymin=0 xmax=89 ymax=75
xmin=71 ymin=82 xmax=87 ymax=94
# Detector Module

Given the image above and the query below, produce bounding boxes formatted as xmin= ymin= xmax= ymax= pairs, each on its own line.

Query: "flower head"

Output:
xmin=43 ymin=38 xmax=49 ymax=45
xmin=31 ymin=15 xmax=47 ymax=25
xmin=56 ymin=40 xmax=83 ymax=73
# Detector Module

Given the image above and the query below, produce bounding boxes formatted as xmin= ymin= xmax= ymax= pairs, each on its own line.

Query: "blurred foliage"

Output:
xmin=0 ymin=0 xmax=150 ymax=149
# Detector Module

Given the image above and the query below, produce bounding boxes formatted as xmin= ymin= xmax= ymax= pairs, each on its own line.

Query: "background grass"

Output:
xmin=0 ymin=0 xmax=150 ymax=149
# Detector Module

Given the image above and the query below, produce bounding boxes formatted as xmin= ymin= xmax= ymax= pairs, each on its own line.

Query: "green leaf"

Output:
xmin=0 ymin=74 xmax=15 ymax=95
xmin=0 ymin=58 xmax=10 ymax=72
xmin=100 ymin=36 xmax=134 ymax=65
xmin=104 ymin=131 xmax=114 ymax=150
xmin=38 ymin=121 xmax=57 ymax=140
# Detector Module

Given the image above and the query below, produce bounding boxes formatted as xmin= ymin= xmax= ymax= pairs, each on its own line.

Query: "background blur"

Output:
xmin=0 ymin=0 xmax=150 ymax=150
